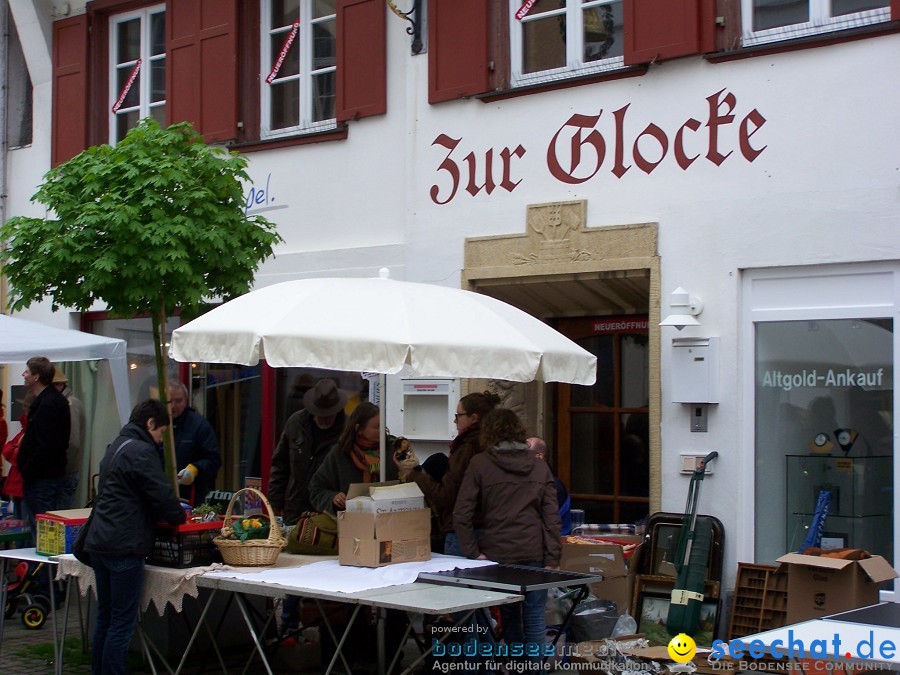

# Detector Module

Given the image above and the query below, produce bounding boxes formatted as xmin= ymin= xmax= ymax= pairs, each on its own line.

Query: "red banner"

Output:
xmin=111 ymin=60 xmax=141 ymax=113
xmin=266 ymin=21 xmax=300 ymax=84
xmin=515 ymin=0 xmax=538 ymax=20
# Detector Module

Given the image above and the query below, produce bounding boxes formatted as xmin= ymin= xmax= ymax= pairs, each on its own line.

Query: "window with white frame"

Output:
xmin=510 ymin=0 xmax=624 ymax=87
xmin=109 ymin=6 xmax=166 ymax=144
xmin=261 ymin=0 xmax=337 ymax=138
xmin=742 ymin=0 xmax=890 ymax=47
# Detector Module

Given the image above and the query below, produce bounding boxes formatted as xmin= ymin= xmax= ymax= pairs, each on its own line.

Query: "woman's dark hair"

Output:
xmin=479 ymin=408 xmax=527 ymax=450
xmin=338 ymin=401 xmax=379 ymax=454
xmin=129 ymin=399 xmax=170 ymax=429
xmin=458 ymin=391 xmax=501 ymax=420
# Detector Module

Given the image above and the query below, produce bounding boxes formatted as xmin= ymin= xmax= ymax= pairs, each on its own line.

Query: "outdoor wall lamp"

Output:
xmin=387 ymin=0 xmax=423 ymax=54
xmin=660 ymin=287 xmax=704 ymax=331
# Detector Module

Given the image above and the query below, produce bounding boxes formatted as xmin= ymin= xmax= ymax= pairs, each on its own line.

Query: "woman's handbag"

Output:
xmin=71 ymin=438 xmax=134 ymax=567
xmin=286 ymin=511 xmax=339 ymax=555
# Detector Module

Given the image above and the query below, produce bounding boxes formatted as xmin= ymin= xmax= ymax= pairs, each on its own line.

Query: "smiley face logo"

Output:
xmin=667 ymin=633 xmax=697 ymax=663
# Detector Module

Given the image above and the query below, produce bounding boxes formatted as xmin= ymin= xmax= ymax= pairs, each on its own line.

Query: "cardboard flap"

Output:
xmin=45 ymin=508 xmax=92 ymax=520
xmin=347 ymin=480 xmax=400 ymax=499
xmin=370 ymin=483 xmax=423 ymax=500
xmin=776 ymin=553 xmax=855 ymax=571
xmin=858 ymin=556 xmax=899 ymax=583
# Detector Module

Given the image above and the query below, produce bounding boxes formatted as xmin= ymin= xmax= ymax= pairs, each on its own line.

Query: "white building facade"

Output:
xmin=2 ymin=0 xmax=899 ymax=597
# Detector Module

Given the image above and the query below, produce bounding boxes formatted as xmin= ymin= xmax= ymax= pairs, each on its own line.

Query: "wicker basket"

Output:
xmin=214 ymin=487 xmax=286 ymax=566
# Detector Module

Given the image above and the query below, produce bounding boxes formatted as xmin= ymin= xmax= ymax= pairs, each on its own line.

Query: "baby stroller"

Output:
xmin=4 ymin=560 xmax=52 ymax=629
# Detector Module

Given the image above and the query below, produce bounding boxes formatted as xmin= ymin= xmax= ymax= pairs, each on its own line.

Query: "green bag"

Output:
xmin=286 ymin=511 xmax=339 ymax=555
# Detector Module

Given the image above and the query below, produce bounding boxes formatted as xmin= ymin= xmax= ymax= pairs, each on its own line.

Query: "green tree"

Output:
xmin=0 ymin=119 xmax=282 ymax=490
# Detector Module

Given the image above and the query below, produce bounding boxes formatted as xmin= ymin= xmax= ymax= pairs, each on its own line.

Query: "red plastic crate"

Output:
xmin=149 ymin=520 xmax=223 ymax=568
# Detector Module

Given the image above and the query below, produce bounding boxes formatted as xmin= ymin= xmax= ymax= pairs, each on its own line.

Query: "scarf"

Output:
xmin=350 ymin=436 xmax=380 ymax=482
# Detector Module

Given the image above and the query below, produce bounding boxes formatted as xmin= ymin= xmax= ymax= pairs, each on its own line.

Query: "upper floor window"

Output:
xmin=109 ymin=5 xmax=165 ymax=144
xmin=742 ymin=0 xmax=890 ymax=46
xmin=261 ymin=0 xmax=337 ymax=139
xmin=510 ymin=0 xmax=624 ymax=87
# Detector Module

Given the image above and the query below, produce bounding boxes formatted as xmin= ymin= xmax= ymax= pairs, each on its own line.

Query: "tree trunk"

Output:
xmin=152 ymin=305 xmax=180 ymax=494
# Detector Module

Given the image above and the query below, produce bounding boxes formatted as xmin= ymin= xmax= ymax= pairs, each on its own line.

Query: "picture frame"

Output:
xmin=632 ymin=575 xmax=721 ymax=647
xmin=635 ymin=590 xmax=720 ymax=648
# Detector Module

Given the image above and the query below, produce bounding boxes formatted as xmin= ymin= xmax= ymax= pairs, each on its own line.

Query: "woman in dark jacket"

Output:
xmin=454 ymin=408 xmax=561 ymax=666
xmin=308 ymin=402 xmax=398 ymax=514
xmin=396 ymin=391 xmax=499 ymax=554
xmin=85 ymin=399 xmax=185 ymax=675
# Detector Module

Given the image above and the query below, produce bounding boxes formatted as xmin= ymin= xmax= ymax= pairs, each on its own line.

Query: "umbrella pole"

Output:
xmin=379 ymin=373 xmax=386 ymax=482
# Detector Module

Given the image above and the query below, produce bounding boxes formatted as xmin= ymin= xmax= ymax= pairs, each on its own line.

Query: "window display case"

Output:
xmin=785 ymin=455 xmax=893 ymax=561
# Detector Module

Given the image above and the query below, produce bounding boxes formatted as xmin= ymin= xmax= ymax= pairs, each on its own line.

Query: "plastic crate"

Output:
xmin=36 ymin=509 xmax=90 ymax=555
xmin=149 ymin=520 xmax=223 ymax=568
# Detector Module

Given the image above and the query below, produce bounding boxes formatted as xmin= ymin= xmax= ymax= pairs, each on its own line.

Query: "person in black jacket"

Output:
xmin=18 ymin=356 xmax=71 ymax=533
xmin=85 ymin=399 xmax=186 ymax=675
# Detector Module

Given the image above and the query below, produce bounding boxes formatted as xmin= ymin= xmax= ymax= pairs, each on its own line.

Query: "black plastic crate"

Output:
xmin=149 ymin=520 xmax=223 ymax=568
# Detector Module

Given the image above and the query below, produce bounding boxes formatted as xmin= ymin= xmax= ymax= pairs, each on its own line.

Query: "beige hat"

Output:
xmin=52 ymin=368 xmax=68 ymax=385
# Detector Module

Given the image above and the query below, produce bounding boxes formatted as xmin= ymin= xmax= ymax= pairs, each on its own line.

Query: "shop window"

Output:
xmin=510 ymin=0 xmax=625 ymax=87
xmin=754 ymin=318 xmax=894 ymax=564
xmin=109 ymin=6 xmax=166 ymax=144
xmin=260 ymin=0 xmax=337 ymax=138
xmin=741 ymin=0 xmax=891 ymax=47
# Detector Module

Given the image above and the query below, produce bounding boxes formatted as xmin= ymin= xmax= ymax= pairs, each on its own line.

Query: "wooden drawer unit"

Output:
xmin=728 ymin=563 xmax=788 ymax=639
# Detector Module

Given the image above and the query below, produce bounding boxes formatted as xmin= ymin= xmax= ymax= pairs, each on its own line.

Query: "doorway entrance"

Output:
xmin=556 ymin=316 xmax=650 ymax=524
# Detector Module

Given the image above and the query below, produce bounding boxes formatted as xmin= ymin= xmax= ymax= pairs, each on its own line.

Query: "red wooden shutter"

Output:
xmin=624 ymin=0 xmax=709 ymax=65
xmin=893 ymin=0 xmax=900 ymax=21
xmin=166 ymin=0 xmax=238 ymax=142
xmin=52 ymin=15 xmax=89 ymax=167
xmin=428 ymin=0 xmax=490 ymax=104
xmin=336 ymin=0 xmax=387 ymax=121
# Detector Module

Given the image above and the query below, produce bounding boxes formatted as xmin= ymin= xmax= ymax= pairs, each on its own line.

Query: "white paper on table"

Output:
xmin=202 ymin=553 xmax=496 ymax=594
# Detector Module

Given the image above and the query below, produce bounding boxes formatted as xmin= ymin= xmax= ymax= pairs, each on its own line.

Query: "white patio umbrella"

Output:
xmin=171 ymin=270 xmax=597 ymax=478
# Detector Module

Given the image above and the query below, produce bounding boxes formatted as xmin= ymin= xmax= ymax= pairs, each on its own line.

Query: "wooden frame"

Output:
xmin=632 ymin=574 xmax=721 ymax=646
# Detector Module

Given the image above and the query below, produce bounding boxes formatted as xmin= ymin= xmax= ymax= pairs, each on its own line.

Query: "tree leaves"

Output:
xmin=0 ymin=119 xmax=282 ymax=318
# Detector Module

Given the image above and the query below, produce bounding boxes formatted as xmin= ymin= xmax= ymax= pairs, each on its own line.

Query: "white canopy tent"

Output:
xmin=0 ymin=314 xmax=131 ymax=426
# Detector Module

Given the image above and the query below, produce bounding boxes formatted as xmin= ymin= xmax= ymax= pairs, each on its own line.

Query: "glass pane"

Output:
xmin=272 ymin=0 xmax=300 ymax=27
xmin=116 ymin=18 xmax=141 ymax=64
xmin=150 ymin=105 xmax=166 ymax=126
xmin=116 ymin=67 xmax=141 ymax=109
xmin=755 ymin=318 xmax=894 ymax=564
xmin=275 ymin=368 xmax=365 ymax=439
xmin=832 ymin=0 xmax=888 ymax=16
xmin=583 ymin=2 xmax=623 ymax=61
xmin=619 ymin=412 xmax=649 ymax=497
xmin=570 ymin=412 xmax=615 ymax=494
xmin=116 ymin=110 xmax=140 ymax=142
xmin=314 ymin=0 xmax=336 ymax=19
xmin=269 ymin=31 xmax=300 ymax=78
xmin=529 ymin=0 xmax=567 ymax=16
xmin=573 ymin=498 xmax=613 ymax=525
xmin=571 ymin=335 xmax=614 ymax=407
xmin=312 ymin=19 xmax=336 ymax=70
xmin=523 ymin=15 xmax=566 ymax=74
xmin=619 ymin=501 xmax=649 ymax=525
xmin=150 ymin=12 xmax=165 ymax=56
xmin=270 ymin=79 xmax=300 ymax=129
xmin=753 ymin=0 xmax=808 ymax=31
xmin=620 ymin=334 xmax=649 ymax=408
xmin=151 ymin=60 xmax=165 ymax=103
xmin=311 ymin=71 xmax=335 ymax=122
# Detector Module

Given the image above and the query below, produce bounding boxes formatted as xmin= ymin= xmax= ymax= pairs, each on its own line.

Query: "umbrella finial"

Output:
xmin=378 ymin=267 xmax=390 ymax=279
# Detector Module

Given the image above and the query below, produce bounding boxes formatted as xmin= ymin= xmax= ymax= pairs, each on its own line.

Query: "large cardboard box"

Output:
xmin=560 ymin=535 xmax=644 ymax=614
xmin=338 ymin=482 xmax=431 ymax=567
xmin=776 ymin=553 xmax=897 ymax=623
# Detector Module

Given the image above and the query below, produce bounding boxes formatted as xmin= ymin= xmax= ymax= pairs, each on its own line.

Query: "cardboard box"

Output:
xmin=338 ymin=481 xmax=431 ymax=567
xmin=776 ymin=553 xmax=898 ymax=623
xmin=560 ymin=535 xmax=644 ymax=615
xmin=36 ymin=508 xmax=91 ymax=555
xmin=346 ymin=483 xmax=425 ymax=514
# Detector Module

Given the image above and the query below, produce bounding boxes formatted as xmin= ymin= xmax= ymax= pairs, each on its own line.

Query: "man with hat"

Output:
xmin=269 ymin=378 xmax=347 ymax=524
xmin=269 ymin=378 xmax=347 ymax=636
xmin=54 ymin=368 xmax=86 ymax=509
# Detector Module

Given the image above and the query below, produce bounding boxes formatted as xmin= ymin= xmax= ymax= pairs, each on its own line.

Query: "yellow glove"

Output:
xmin=177 ymin=464 xmax=199 ymax=486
